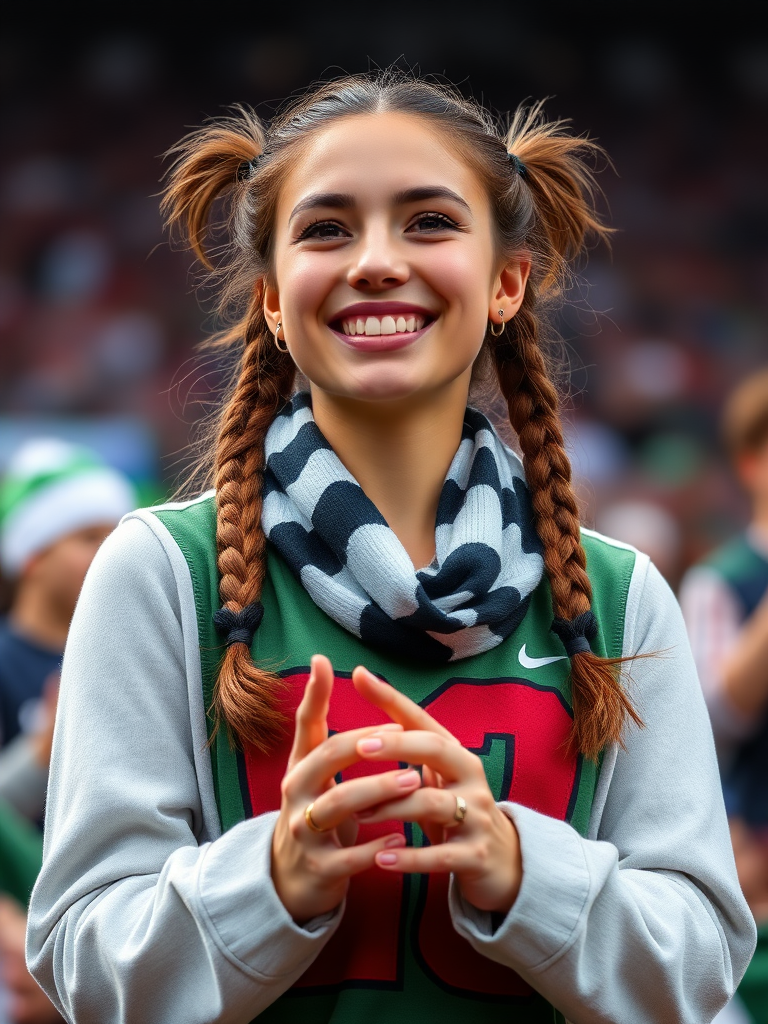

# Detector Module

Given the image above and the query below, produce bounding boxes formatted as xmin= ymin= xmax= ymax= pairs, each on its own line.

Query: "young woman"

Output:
xmin=26 ymin=70 xmax=755 ymax=1023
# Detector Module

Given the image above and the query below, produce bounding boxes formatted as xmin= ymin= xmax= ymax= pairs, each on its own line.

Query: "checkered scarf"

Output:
xmin=262 ymin=392 xmax=544 ymax=663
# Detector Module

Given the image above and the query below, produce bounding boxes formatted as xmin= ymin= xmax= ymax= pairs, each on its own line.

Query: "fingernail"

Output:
xmin=377 ymin=852 xmax=398 ymax=865
xmin=397 ymin=770 xmax=420 ymax=787
xmin=358 ymin=737 xmax=383 ymax=753
xmin=384 ymin=834 xmax=405 ymax=848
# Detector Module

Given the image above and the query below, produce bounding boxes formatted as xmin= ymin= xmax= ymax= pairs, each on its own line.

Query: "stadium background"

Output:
xmin=1 ymin=8 xmax=766 ymax=602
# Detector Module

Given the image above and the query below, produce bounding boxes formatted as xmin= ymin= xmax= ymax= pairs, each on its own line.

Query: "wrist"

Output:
xmin=454 ymin=807 xmax=522 ymax=916
xmin=270 ymin=828 xmax=346 ymax=925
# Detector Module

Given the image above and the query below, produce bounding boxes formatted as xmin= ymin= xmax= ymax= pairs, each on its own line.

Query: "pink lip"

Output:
xmin=330 ymin=301 xmax=437 ymax=321
xmin=330 ymin=322 xmax=433 ymax=352
xmin=328 ymin=301 xmax=438 ymax=353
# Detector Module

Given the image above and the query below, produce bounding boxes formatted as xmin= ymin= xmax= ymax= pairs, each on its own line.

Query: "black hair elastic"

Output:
xmin=551 ymin=610 xmax=598 ymax=658
xmin=214 ymin=602 xmax=264 ymax=647
xmin=508 ymin=152 xmax=527 ymax=178
xmin=236 ymin=156 xmax=262 ymax=182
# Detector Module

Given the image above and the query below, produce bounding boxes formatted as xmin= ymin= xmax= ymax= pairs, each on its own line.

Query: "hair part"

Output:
xmin=161 ymin=67 xmax=640 ymax=759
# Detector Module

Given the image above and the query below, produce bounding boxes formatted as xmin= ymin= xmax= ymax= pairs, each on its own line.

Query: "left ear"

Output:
xmin=262 ymin=279 xmax=281 ymax=335
xmin=490 ymin=258 xmax=531 ymax=325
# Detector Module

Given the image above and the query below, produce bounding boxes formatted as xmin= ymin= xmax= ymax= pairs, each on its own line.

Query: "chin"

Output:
xmin=340 ymin=373 xmax=428 ymax=403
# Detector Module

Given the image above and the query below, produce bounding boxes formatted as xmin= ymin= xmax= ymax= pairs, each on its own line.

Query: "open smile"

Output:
xmin=328 ymin=302 xmax=437 ymax=352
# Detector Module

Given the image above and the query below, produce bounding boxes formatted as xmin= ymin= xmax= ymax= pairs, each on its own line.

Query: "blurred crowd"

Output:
xmin=1 ymin=26 xmax=766 ymax=596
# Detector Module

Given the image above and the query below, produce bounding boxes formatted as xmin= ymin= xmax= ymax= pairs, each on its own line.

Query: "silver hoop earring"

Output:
xmin=274 ymin=321 xmax=289 ymax=354
xmin=490 ymin=309 xmax=506 ymax=338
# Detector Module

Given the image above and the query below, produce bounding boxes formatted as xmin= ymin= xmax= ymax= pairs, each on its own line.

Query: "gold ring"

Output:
xmin=304 ymin=801 xmax=328 ymax=834
xmin=447 ymin=794 xmax=467 ymax=827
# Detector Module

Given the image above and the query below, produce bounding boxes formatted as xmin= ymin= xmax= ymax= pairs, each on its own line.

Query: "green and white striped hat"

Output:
xmin=0 ymin=437 xmax=136 ymax=576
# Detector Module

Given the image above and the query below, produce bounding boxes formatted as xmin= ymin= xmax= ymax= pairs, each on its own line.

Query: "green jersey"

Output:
xmin=154 ymin=496 xmax=635 ymax=1023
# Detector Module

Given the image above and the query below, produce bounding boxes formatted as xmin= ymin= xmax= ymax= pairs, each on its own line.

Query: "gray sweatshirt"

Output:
xmin=26 ymin=510 xmax=757 ymax=1023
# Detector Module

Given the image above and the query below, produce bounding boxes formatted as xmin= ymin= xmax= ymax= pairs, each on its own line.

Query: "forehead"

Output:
xmin=276 ymin=110 xmax=488 ymax=216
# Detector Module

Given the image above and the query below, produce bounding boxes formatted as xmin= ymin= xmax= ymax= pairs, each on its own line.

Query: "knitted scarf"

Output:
xmin=262 ymin=393 xmax=544 ymax=663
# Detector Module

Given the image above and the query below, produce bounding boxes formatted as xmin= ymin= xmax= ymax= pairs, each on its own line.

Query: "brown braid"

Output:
xmin=212 ymin=303 xmax=295 ymax=749
xmin=493 ymin=304 xmax=643 ymax=759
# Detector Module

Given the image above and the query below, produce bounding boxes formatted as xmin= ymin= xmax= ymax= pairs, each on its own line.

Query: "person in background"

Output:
xmin=0 ymin=436 xmax=135 ymax=1024
xmin=594 ymin=497 xmax=683 ymax=588
xmin=679 ymin=365 xmax=768 ymax=1024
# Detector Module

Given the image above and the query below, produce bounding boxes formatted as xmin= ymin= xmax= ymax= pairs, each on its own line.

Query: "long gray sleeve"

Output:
xmin=449 ymin=546 xmax=756 ymax=1022
xmin=26 ymin=516 xmax=756 ymax=1023
xmin=25 ymin=515 xmax=340 ymax=1024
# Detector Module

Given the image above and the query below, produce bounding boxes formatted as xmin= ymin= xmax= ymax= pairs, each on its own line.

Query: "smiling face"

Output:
xmin=263 ymin=111 xmax=528 ymax=411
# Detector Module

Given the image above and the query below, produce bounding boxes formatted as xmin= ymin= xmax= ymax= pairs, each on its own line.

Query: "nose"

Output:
xmin=347 ymin=223 xmax=409 ymax=291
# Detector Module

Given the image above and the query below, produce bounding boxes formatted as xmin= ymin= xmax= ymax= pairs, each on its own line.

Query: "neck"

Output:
xmin=10 ymin=586 xmax=70 ymax=651
xmin=311 ymin=381 xmax=470 ymax=568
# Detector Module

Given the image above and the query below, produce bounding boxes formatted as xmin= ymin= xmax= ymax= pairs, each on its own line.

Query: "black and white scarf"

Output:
xmin=262 ymin=392 xmax=544 ymax=663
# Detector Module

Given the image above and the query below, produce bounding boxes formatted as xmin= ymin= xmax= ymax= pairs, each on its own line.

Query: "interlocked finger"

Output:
xmin=446 ymin=794 xmax=467 ymax=828
xmin=356 ymin=729 xmax=484 ymax=785
xmin=356 ymin=785 xmax=469 ymax=830
xmin=283 ymin=721 xmax=404 ymax=801
xmin=304 ymin=801 xmax=328 ymax=833
xmin=315 ymin=832 xmax=408 ymax=881
xmin=301 ymin=767 xmax=423 ymax=835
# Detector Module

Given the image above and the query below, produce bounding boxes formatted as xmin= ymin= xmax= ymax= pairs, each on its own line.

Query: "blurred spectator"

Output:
xmin=0 ymin=437 xmax=135 ymax=1023
xmin=679 ymin=366 xmax=768 ymax=1024
xmin=595 ymin=498 xmax=683 ymax=585
xmin=0 ymin=895 xmax=60 ymax=1024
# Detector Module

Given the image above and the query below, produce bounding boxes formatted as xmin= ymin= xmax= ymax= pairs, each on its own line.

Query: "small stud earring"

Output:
xmin=490 ymin=309 xmax=506 ymax=337
xmin=274 ymin=321 xmax=289 ymax=353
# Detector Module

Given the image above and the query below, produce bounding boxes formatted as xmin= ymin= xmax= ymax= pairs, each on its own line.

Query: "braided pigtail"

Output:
xmin=161 ymin=109 xmax=297 ymax=750
xmin=495 ymin=318 xmax=642 ymax=759
xmin=493 ymin=107 xmax=641 ymax=760
xmin=212 ymin=309 xmax=295 ymax=749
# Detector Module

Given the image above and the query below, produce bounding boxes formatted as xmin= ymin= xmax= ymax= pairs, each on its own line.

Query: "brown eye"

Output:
xmin=297 ymin=220 xmax=349 ymax=240
xmin=408 ymin=212 xmax=459 ymax=233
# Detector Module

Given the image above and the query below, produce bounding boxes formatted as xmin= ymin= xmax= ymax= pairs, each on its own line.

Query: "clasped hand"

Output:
xmin=271 ymin=655 xmax=522 ymax=925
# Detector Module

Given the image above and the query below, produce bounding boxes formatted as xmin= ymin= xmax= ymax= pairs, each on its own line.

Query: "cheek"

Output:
xmin=425 ymin=243 xmax=494 ymax=317
xmin=59 ymin=545 xmax=97 ymax=585
xmin=275 ymin=253 xmax=332 ymax=325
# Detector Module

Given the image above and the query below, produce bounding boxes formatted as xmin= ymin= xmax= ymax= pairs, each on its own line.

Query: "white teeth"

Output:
xmin=339 ymin=314 xmax=429 ymax=336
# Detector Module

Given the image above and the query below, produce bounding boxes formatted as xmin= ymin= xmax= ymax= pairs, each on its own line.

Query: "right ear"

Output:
xmin=262 ymin=280 xmax=281 ymax=335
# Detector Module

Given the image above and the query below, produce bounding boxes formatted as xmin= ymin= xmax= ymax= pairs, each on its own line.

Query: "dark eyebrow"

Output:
xmin=288 ymin=185 xmax=472 ymax=224
xmin=289 ymin=192 xmax=355 ymax=223
xmin=392 ymin=186 xmax=472 ymax=215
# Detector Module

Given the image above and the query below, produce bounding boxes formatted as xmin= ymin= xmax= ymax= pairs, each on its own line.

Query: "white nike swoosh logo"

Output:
xmin=518 ymin=644 xmax=568 ymax=669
